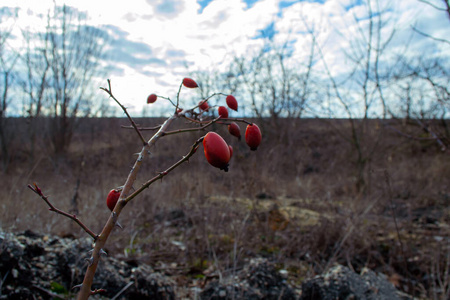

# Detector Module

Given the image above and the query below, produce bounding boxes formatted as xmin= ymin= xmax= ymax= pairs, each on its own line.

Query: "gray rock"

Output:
xmin=0 ymin=230 xmax=412 ymax=300
xmin=0 ymin=230 xmax=175 ymax=299
xmin=200 ymin=258 xmax=298 ymax=300
xmin=300 ymin=264 xmax=412 ymax=300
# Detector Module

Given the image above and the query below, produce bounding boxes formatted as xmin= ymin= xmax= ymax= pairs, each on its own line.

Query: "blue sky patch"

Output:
xmin=197 ymin=0 xmax=214 ymax=14
xmin=253 ymin=21 xmax=278 ymax=40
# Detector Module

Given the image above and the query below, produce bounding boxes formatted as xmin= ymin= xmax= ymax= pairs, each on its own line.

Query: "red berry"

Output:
xmin=228 ymin=122 xmax=241 ymax=140
xmin=218 ymin=106 xmax=228 ymax=118
xmin=226 ymin=95 xmax=238 ymax=111
xmin=106 ymin=189 xmax=121 ymax=211
xmin=199 ymin=100 xmax=209 ymax=111
xmin=203 ymin=132 xmax=231 ymax=172
xmin=147 ymin=94 xmax=157 ymax=104
xmin=245 ymin=124 xmax=262 ymax=151
xmin=228 ymin=145 xmax=233 ymax=158
xmin=182 ymin=77 xmax=198 ymax=88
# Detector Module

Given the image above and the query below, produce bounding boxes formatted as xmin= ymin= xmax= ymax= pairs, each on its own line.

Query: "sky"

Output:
xmin=1 ymin=0 xmax=449 ymax=116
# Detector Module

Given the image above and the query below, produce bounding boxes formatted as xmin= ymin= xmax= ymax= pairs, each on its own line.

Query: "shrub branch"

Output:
xmin=27 ymin=183 xmax=97 ymax=240
xmin=28 ymin=79 xmax=251 ymax=300
xmin=100 ymin=80 xmax=147 ymax=145
xmin=76 ymin=82 xmax=183 ymax=299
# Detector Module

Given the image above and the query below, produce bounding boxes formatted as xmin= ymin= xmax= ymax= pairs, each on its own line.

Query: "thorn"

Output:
xmin=85 ymin=257 xmax=94 ymax=266
xmin=100 ymin=249 xmax=108 ymax=256
xmin=115 ymin=221 xmax=123 ymax=229
xmin=111 ymin=211 xmax=123 ymax=229
xmin=72 ymin=283 xmax=83 ymax=290
xmin=111 ymin=211 xmax=118 ymax=222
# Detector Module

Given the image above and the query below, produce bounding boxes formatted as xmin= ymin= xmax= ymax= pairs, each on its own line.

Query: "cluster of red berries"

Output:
xmin=108 ymin=77 xmax=261 ymax=210
xmin=203 ymin=121 xmax=261 ymax=172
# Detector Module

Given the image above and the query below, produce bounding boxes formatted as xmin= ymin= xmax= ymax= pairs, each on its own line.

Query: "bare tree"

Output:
xmin=313 ymin=0 xmax=397 ymax=193
xmin=0 ymin=8 xmax=18 ymax=172
xmin=386 ymin=0 xmax=450 ymax=150
xmin=228 ymin=33 xmax=317 ymax=124
xmin=41 ymin=5 xmax=107 ymax=155
xmin=19 ymin=28 xmax=51 ymax=161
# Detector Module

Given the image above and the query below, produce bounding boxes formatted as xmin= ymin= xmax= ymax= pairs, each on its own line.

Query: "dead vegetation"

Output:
xmin=1 ymin=117 xmax=449 ymax=299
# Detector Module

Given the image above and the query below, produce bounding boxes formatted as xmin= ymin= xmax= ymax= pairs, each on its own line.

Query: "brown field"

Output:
xmin=1 ymin=117 xmax=449 ymax=298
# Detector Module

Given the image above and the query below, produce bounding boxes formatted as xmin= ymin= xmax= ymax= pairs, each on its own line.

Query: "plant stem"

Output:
xmin=27 ymin=184 xmax=97 ymax=239
xmin=76 ymin=114 xmax=177 ymax=299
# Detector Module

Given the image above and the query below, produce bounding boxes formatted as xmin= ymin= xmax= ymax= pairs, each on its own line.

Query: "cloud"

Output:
xmin=103 ymin=25 xmax=168 ymax=76
xmin=146 ymin=0 xmax=187 ymax=19
xmin=2 ymin=0 xmax=449 ymax=116
xmin=166 ymin=49 xmax=187 ymax=57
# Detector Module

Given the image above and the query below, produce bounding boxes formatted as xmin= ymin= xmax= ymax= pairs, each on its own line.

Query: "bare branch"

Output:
xmin=100 ymin=80 xmax=147 ymax=145
xmin=411 ymin=26 xmax=450 ymax=45
xmin=125 ymin=136 xmax=204 ymax=203
xmin=27 ymin=183 xmax=98 ymax=240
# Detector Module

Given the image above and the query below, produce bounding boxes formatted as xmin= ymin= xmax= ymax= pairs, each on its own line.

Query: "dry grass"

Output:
xmin=2 ymin=117 xmax=449 ymax=299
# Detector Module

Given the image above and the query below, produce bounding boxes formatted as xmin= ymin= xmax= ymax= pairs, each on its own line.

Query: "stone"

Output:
xmin=299 ymin=264 xmax=412 ymax=300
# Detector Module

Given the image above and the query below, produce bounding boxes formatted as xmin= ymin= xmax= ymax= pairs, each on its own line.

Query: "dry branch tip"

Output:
xmin=90 ymin=288 xmax=106 ymax=295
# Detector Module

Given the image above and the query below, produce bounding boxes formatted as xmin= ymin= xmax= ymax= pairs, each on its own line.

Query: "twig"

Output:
xmin=100 ymin=80 xmax=147 ymax=145
xmin=162 ymin=117 xmax=221 ymax=136
xmin=27 ymin=183 xmax=97 ymax=240
xmin=411 ymin=26 xmax=450 ymax=45
xmin=385 ymin=124 xmax=438 ymax=141
xmin=384 ymin=170 xmax=414 ymax=297
xmin=121 ymin=124 xmax=162 ymax=131
xmin=125 ymin=136 xmax=204 ymax=203
xmin=0 ymin=270 xmax=9 ymax=297
xmin=157 ymin=95 xmax=177 ymax=108
xmin=414 ymin=117 xmax=447 ymax=151
xmin=111 ymin=281 xmax=134 ymax=300
xmin=90 ymin=288 xmax=106 ymax=295
xmin=175 ymin=82 xmax=183 ymax=110
xmin=32 ymin=285 xmax=66 ymax=299
xmin=190 ymin=92 xmax=228 ymax=111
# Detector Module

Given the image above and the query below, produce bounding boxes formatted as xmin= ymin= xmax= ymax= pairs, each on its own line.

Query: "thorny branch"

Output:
xmin=125 ymin=136 xmax=204 ymax=203
xmin=100 ymin=80 xmax=147 ymax=145
xmin=28 ymin=79 xmax=241 ymax=299
xmin=124 ymin=117 xmax=252 ymax=134
xmin=27 ymin=183 xmax=98 ymax=240
xmin=74 ymin=80 xmax=219 ymax=299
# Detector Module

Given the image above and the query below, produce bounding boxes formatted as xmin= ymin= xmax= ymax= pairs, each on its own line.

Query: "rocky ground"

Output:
xmin=0 ymin=230 xmax=413 ymax=299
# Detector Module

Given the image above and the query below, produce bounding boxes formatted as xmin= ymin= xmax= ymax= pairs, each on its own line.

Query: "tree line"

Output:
xmin=0 ymin=4 xmax=111 ymax=171
xmin=0 ymin=0 xmax=449 ymax=179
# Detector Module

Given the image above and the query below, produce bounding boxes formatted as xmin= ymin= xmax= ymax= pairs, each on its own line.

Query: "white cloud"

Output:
xmin=2 ymin=0 xmax=449 ymax=116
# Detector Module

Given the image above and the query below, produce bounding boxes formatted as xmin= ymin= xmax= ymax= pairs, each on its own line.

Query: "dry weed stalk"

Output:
xmin=27 ymin=78 xmax=261 ymax=299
